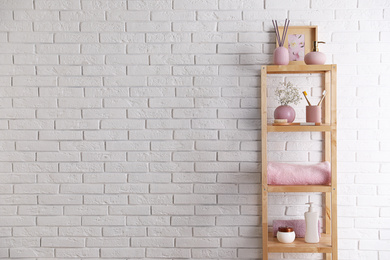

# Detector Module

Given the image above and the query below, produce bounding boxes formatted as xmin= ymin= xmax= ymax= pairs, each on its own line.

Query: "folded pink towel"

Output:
xmin=267 ymin=161 xmax=331 ymax=185
xmin=273 ymin=219 xmax=321 ymax=238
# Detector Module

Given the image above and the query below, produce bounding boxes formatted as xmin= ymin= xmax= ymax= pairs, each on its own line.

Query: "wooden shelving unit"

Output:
xmin=261 ymin=65 xmax=337 ymax=260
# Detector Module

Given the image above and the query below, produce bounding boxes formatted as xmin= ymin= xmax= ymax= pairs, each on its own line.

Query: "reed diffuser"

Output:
xmin=272 ymin=19 xmax=290 ymax=65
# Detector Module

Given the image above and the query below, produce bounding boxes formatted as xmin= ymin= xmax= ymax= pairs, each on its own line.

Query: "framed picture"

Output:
xmin=277 ymin=26 xmax=318 ymax=65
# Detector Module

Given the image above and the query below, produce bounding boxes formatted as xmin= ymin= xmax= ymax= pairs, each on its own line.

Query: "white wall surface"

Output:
xmin=0 ymin=0 xmax=389 ymax=259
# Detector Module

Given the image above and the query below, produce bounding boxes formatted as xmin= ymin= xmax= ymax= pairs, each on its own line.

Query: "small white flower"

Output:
xmin=275 ymin=81 xmax=302 ymax=106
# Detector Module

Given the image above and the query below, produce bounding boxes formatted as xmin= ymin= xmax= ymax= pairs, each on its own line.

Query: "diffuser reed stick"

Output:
xmin=281 ymin=19 xmax=287 ymax=46
xmin=272 ymin=20 xmax=280 ymax=46
xmin=281 ymin=19 xmax=290 ymax=47
xmin=272 ymin=19 xmax=290 ymax=47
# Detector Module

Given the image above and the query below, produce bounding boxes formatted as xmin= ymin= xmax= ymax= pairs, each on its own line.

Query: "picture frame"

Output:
xmin=277 ymin=26 xmax=318 ymax=65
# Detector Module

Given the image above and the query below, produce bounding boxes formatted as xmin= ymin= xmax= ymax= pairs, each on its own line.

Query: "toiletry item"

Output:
xmin=277 ymin=227 xmax=295 ymax=243
xmin=302 ymin=91 xmax=312 ymax=106
xmin=273 ymin=46 xmax=289 ymax=65
xmin=304 ymin=202 xmax=320 ymax=243
xmin=274 ymin=119 xmax=288 ymax=123
xmin=273 ymin=219 xmax=322 ymax=238
xmin=272 ymin=19 xmax=290 ymax=65
xmin=304 ymin=41 xmax=326 ymax=65
xmin=306 ymin=106 xmax=321 ymax=123
xmin=317 ymin=90 xmax=327 ymax=106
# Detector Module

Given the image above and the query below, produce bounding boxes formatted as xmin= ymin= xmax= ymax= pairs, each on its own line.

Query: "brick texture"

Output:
xmin=0 ymin=0 xmax=388 ymax=259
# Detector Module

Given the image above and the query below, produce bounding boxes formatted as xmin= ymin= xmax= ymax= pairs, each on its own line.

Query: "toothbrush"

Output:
xmin=317 ymin=90 xmax=327 ymax=106
xmin=303 ymin=91 xmax=312 ymax=106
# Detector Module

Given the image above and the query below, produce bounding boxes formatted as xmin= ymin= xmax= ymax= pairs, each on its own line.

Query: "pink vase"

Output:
xmin=274 ymin=105 xmax=296 ymax=123
xmin=273 ymin=47 xmax=289 ymax=65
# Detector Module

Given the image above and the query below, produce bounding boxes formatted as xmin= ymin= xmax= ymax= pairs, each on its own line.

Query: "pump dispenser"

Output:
xmin=304 ymin=202 xmax=319 ymax=243
xmin=304 ymin=41 xmax=326 ymax=65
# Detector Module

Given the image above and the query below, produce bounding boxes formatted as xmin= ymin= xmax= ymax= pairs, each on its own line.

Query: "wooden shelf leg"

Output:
xmin=261 ymin=65 xmax=269 ymax=260
xmin=262 ymin=186 xmax=268 ymax=260
xmin=325 ymin=192 xmax=331 ymax=234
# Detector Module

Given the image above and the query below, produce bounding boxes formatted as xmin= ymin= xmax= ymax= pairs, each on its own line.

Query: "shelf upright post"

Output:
xmin=330 ymin=65 xmax=338 ymax=260
xmin=261 ymin=65 xmax=269 ymax=260
xmin=324 ymin=68 xmax=332 ymax=260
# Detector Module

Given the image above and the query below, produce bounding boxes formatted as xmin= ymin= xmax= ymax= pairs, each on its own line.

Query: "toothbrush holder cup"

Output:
xmin=306 ymin=106 xmax=321 ymax=123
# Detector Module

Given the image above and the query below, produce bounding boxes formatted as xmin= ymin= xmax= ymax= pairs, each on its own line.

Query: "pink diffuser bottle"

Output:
xmin=272 ymin=19 xmax=290 ymax=65
xmin=273 ymin=46 xmax=289 ymax=65
xmin=304 ymin=41 xmax=326 ymax=65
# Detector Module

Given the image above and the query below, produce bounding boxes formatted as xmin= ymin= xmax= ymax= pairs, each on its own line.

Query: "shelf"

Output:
xmin=261 ymin=64 xmax=338 ymax=259
xmin=267 ymin=124 xmax=333 ymax=132
xmin=268 ymin=232 xmax=332 ymax=253
xmin=264 ymin=64 xmax=335 ymax=74
xmin=267 ymin=185 xmax=332 ymax=193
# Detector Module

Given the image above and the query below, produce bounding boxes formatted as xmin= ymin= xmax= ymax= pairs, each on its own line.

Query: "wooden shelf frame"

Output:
xmin=261 ymin=65 xmax=338 ymax=260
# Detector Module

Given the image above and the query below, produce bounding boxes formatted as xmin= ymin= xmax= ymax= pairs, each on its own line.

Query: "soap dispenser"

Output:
xmin=304 ymin=41 xmax=326 ymax=65
xmin=304 ymin=202 xmax=319 ymax=243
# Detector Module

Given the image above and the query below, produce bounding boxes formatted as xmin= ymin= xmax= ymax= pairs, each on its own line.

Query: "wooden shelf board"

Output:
xmin=264 ymin=64 xmax=335 ymax=74
xmin=267 ymin=124 xmax=332 ymax=132
xmin=268 ymin=232 xmax=332 ymax=253
xmin=267 ymin=185 xmax=332 ymax=193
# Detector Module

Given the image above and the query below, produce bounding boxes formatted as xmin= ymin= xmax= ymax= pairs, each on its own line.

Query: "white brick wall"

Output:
xmin=0 ymin=0 xmax=389 ymax=259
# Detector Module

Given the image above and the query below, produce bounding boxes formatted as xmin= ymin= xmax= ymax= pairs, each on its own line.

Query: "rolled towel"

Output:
xmin=273 ymin=219 xmax=321 ymax=238
xmin=267 ymin=161 xmax=331 ymax=185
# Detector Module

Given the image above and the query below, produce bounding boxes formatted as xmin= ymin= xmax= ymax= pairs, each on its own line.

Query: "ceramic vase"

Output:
xmin=274 ymin=105 xmax=295 ymax=123
xmin=273 ymin=46 xmax=289 ymax=65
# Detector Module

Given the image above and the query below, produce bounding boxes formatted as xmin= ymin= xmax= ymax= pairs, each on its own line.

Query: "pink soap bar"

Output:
xmin=273 ymin=219 xmax=321 ymax=238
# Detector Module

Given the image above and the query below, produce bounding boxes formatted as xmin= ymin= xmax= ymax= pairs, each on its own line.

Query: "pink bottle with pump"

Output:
xmin=304 ymin=41 xmax=326 ymax=65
